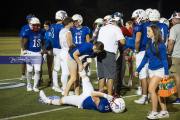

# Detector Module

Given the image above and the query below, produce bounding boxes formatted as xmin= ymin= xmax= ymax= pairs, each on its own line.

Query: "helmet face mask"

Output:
xmin=72 ymin=14 xmax=83 ymax=26
xmin=109 ymin=98 xmax=126 ymax=113
xmin=30 ymin=17 xmax=41 ymax=32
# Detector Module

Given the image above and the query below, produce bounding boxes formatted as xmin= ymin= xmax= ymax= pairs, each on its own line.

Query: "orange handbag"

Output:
xmin=158 ymin=76 xmax=177 ymax=97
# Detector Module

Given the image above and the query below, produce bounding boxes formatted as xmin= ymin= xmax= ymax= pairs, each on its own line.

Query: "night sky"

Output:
xmin=0 ymin=0 xmax=179 ymax=33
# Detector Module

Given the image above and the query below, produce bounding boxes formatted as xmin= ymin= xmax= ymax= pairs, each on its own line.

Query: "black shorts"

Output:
xmin=97 ymin=51 xmax=117 ymax=80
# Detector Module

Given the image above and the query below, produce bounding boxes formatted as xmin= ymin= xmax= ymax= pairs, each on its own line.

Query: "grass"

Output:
xmin=0 ymin=37 xmax=179 ymax=120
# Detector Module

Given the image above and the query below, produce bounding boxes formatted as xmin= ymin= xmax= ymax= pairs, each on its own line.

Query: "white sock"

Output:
xmin=51 ymin=99 xmax=61 ymax=105
xmin=53 ymin=70 xmax=58 ymax=87
xmin=27 ymin=72 xmax=32 ymax=84
xmin=40 ymin=91 xmax=51 ymax=104
xmin=61 ymin=74 xmax=68 ymax=90
xmin=34 ymin=71 xmax=40 ymax=88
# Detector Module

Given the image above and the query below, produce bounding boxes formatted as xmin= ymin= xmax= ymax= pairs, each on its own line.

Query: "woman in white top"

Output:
xmin=59 ymin=17 xmax=74 ymax=94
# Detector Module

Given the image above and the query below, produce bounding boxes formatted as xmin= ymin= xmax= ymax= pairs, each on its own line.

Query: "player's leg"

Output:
xmin=134 ymin=51 xmax=149 ymax=104
xmin=26 ymin=63 xmax=33 ymax=91
xmin=52 ymin=49 xmax=61 ymax=92
xmin=33 ymin=63 xmax=41 ymax=92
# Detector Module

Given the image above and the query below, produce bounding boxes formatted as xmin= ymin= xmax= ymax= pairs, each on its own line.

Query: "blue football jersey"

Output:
xmin=44 ymin=29 xmax=53 ymax=50
xmin=69 ymin=42 xmax=94 ymax=59
xmin=19 ymin=24 xmax=30 ymax=37
xmin=82 ymin=96 xmax=98 ymax=111
xmin=71 ymin=26 xmax=91 ymax=46
xmin=154 ymin=22 xmax=169 ymax=43
xmin=140 ymin=21 xmax=151 ymax=51
xmin=50 ymin=23 xmax=64 ymax=49
xmin=97 ymin=97 xmax=111 ymax=113
xmin=22 ymin=29 xmax=44 ymax=52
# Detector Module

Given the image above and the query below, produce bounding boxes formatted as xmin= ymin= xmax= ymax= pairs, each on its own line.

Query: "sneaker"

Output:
xmin=27 ymin=84 xmax=32 ymax=91
xmin=20 ymin=75 xmax=26 ymax=80
xmin=33 ymin=87 xmax=39 ymax=92
xmin=39 ymin=90 xmax=50 ymax=104
xmin=147 ymin=111 xmax=159 ymax=119
xmin=52 ymin=86 xmax=62 ymax=93
xmin=157 ymin=111 xmax=169 ymax=119
xmin=134 ymin=96 xmax=148 ymax=104
xmin=172 ymin=98 xmax=180 ymax=104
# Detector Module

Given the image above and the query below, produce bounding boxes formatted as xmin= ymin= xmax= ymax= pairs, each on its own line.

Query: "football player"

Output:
xmin=19 ymin=14 xmax=35 ymax=80
xmin=131 ymin=9 xmax=150 ymax=104
xmin=21 ymin=17 xmax=44 ymax=92
xmin=71 ymin=14 xmax=91 ymax=46
xmin=51 ymin=10 xmax=68 ymax=92
xmin=71 ymin=14 xmax=92 ymax=76
xmin=39 ymin=70 xmax=125 ymax=113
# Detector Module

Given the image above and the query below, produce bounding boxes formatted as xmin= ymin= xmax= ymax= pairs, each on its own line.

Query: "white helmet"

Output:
xmin=131 ymin=9 xmax=144 ymax=18
xmin=55 ymin=10 xmax=68 ymax=20
xmin=72 ymin=14 xmax=83 ymax=25
xmin=159 ymin=17 xmax=170 ymax=27
xmin=132 ymin=9 xmax=147 ymax=23
xmin=94 ymin=18 xmax=103 ymax=25
xmin=145 ymin=8 xmax=153 ymax=18
xmin=110 ymin=98 xmax=126 ymax=113
xmin=30 ymin=17 xmax=40 ymax=24
xmin=149 ymin=9 xmax=160 ymax=21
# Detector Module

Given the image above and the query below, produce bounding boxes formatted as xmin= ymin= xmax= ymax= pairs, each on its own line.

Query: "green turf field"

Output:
xmin=0 ymin=37 xmax=179 ymax=120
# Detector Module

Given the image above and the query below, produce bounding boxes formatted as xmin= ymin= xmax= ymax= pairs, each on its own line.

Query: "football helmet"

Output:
xmin=110 ymin=98 xmax=126 ymax=113
xmin=149 ymin=9 xmax=160 ymax=21
xmin=26 ymin=14 xmax=35 ymax=21
xmin=112 ymin=12 xmax=124 ymax=25
xmin=29 ymin=17 xmax=41 ymax=32
xmin=55 ymin=10 xmax=68 ymax=20
xmin=145 ymin=8 xmax=152 ymax=18
xmin=159 ymin=17 xmax=170 ymax=27
xmin=132 ymin=9 xmax=147 ymax=23
xmin=72 ymin=14 xmax=83 ymax=25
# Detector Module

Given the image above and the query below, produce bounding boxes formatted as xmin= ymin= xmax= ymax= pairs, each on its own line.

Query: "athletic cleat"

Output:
xmin=157 ymin=111 xmax=169 ymax=119
xmin=52 ymin=86 xmax=62 ymax=93
xmin=27 ymin=84 xmax=32 ymax=91
xmin=147 ymin=111 xmax=159 ymax=119
xmin=39 ymin=90 xmax=50 ymax=104
xmin=134 ymin=96 xmax=148 ymax=104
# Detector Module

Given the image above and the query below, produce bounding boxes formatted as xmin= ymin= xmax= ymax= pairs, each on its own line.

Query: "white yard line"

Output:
xmin=0 ymin=106 xmax=72 ymax=120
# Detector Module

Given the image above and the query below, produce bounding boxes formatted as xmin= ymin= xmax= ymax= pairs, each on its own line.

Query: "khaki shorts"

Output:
xmin=170 ymin=57 xmax=180 ymax=74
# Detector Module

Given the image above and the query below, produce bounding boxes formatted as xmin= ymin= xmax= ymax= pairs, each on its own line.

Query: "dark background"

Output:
xmin=0 ymin=0 xmax=179 ymax=35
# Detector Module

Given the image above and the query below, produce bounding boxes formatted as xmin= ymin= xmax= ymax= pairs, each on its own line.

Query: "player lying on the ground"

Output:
xmin=39 ymin=70 xmax=126 ymax=113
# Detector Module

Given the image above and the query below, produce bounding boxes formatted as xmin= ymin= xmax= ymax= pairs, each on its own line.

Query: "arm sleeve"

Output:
xmin=136 ymin=51 xmax=148 ymax=73
xmin=159 ymin=43 xmax=169 ymax=75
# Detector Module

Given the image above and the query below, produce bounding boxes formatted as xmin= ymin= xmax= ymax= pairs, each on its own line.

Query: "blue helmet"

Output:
xmin=97 ymin=98 xmax=111 ymax=113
